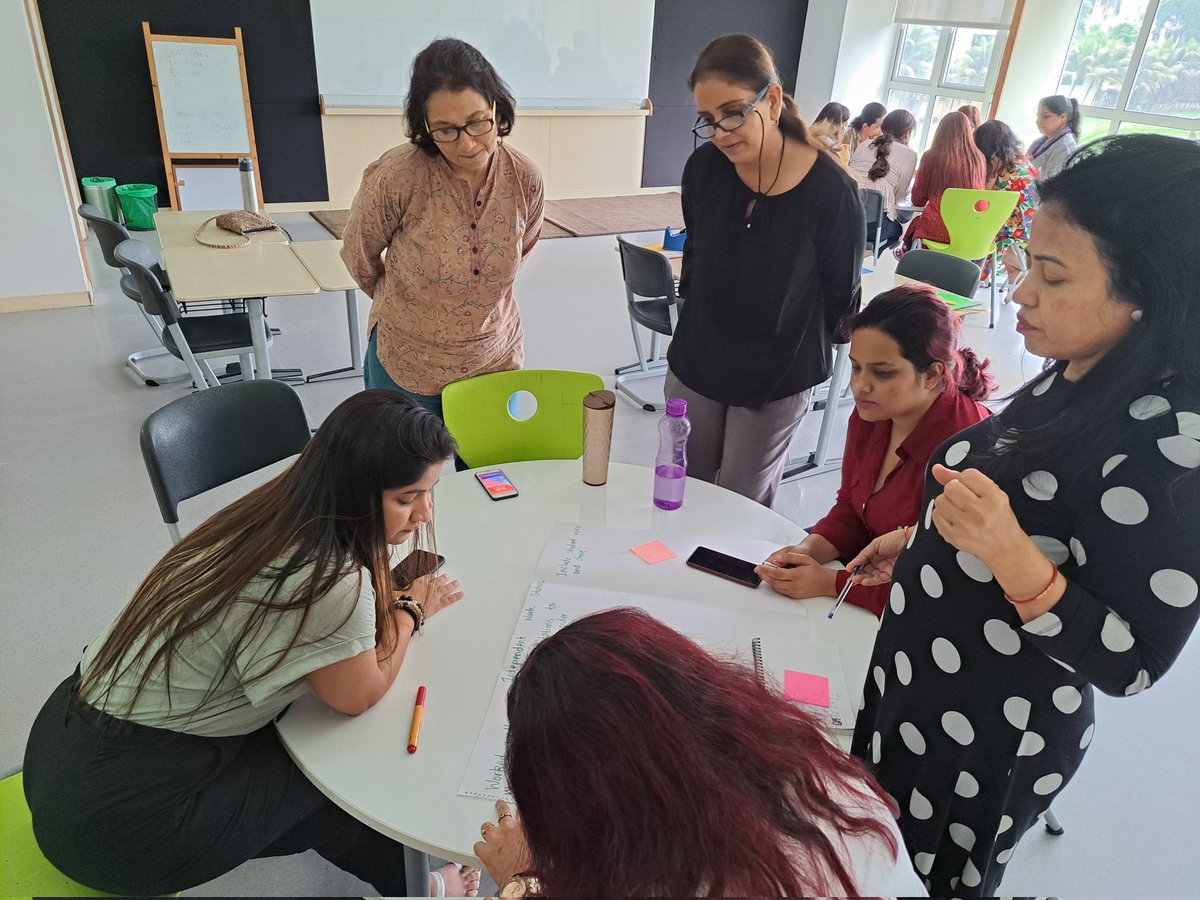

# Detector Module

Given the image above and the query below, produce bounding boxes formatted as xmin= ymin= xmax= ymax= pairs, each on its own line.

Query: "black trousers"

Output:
xmin=23 ymin=671 xmax=410 ymax=896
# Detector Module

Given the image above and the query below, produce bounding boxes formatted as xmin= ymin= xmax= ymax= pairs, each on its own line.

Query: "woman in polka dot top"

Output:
xmin=845 ymin=134 xmax=1200 ymax=897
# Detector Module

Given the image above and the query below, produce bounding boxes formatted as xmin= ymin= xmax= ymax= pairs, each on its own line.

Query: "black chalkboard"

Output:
xmin=642 ymin=0 xmax=808 ymax=188
xmin=38 ymin=0 xmax=328 ymax=204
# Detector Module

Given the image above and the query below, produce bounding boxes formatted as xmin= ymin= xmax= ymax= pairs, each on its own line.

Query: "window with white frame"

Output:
xmin=1057 ymin=0 xmax=1199 ymax=143
xmin=884 ymin=23 xmax=1005 ymax=153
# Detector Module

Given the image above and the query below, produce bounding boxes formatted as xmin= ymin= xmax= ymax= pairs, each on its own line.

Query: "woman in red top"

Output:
xmin=902 ymin=111 xmax=986 ymax=251
xmin=757 ymin=284 xmax=993 ymax=615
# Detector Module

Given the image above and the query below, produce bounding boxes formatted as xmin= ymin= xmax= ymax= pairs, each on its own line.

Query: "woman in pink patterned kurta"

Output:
xmin=341 ymin=39 xmax=544 ymax=416
xmin=973 ymin=120 xmax=1039 ymax=284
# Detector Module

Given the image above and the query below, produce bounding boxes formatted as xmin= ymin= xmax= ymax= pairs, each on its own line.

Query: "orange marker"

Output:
xmin=407 ymin=685 xmax=427 ymax=754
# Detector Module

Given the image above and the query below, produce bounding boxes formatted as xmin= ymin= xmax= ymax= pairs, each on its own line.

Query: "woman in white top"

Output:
xmin=472 ymin=608 xmax=927 ymax=898
xmin=1029 ymin=94 xmax=1080 ymax=181
xmin=848 ymin=101 xmax=888 ymax=155
xmin=23 ymin=391 xmax=479 ymax=898
xmin=849 ymin=108 xmax=918 ymax=247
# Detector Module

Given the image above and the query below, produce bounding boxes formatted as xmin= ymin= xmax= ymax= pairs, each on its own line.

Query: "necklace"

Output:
xmin=745 ymin=120 xmax=785 ymax=226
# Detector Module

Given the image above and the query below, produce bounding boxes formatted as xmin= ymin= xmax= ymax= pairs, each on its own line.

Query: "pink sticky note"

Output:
xmin=784 ymin=670 xmax=831 ymax=708
xmin=630 ymin=540 xmax=678 ymax=565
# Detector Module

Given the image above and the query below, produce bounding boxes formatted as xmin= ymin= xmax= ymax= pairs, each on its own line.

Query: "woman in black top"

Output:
xmin=846 ymin=135 xmax=1200 ymax=897
xmin=667 ymin=34 xmax=865 ymax=507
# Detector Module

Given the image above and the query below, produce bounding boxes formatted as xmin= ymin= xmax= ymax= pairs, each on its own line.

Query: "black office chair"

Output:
xmin=895 ymin=249 xmax=982 ymax=301
xmin=860 ymin=188 xmax=890 ymax=263
xmin=140 ymin=379 xmax=312 ymax=543
xmin=615 ymin=236 xmax=682 ymax=411
xmin=78 ymin=203 xmax=190 ymax=385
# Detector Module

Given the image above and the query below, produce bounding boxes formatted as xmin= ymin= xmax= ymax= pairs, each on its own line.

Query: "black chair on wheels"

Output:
xmin=615 ymin=236 xmax=682 ymax=411
xmin=140 ymin=379 xmax=312 ymax=544
xmin=860 ymin=187 xmax=895 ymax=263
xmin=895 ymin=249 xmax=982 ymax=300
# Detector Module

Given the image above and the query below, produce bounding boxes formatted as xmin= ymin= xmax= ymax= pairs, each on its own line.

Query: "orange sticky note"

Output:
xmin=630 ymin=540 xmax=677 ymax=565
xmin=784 ymin=670 xmax=830 ymax=708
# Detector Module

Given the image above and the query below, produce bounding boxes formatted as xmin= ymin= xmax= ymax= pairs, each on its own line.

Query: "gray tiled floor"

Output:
xmin=1 ymin=219 xmax=1196 ymax=896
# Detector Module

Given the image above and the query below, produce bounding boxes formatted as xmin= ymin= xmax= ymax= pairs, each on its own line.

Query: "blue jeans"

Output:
xmin=364 ymin=328 xmax=445 ymax=417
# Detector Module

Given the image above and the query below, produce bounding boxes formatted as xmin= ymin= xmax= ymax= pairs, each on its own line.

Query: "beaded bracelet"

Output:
xmin=1004 ymin=562 xmax=1059 ymax=605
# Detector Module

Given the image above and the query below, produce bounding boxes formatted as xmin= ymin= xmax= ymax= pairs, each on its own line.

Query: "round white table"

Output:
xmin=275 ymin=460 xmax=880 ymax=867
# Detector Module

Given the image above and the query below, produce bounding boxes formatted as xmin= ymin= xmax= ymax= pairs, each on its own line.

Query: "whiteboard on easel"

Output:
xmin=150 ymin=40 xmax=251 ymax=155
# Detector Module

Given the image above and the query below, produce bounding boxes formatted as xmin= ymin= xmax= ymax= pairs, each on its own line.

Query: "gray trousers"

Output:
xmin=664 ymin=370 xmax=811 ymax=508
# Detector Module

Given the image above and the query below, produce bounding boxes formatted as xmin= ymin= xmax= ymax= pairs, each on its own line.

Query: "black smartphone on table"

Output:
xmin=475 ymin=468 xmax=519 ymax=500
xmin=686 ymin=546 xmax=762 ymax=589
xmin=392 ymin=549 xmax=446 ymax=589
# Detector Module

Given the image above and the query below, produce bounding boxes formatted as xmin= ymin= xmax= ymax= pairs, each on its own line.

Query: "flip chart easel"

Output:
xmin=142 ymin=22 xmax=263 ymax=210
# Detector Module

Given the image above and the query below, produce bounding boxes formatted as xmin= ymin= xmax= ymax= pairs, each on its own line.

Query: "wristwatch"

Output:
xmin=391 ymin=595 xmax=425 ymax=633
xmin=499 ymin=875 xmax=539 ymax=897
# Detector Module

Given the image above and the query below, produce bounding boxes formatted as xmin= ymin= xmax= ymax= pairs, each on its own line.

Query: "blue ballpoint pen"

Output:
xmin=828 ymin=566 xmax=863 ymax=620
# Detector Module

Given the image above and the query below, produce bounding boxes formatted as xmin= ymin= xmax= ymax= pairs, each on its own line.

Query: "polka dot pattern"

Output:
xmin=1101 ymin=486 xmax=1150 ymax=525
xmin=1150 ymin=569 xmax=1198 ymax=607
xmin=900 ymin=721 xmax=927 ymax=755
xmin=1124 ymin=669 xmax=1151 ymax=695
xmin=1101 ymin=611 xmax=1135 ymax=652
xmin=1030 ymin=534 xmax=1070 ymax=565
xmin=942 ymin=710 xmax=974 ymax=745
xmin=895 ymin=651 xmax=913 ymax=685
xmin=914 ymin=852 xmax=935 ymax=875
xmin=996 ymin=847 xmax=1014 ymax=865
xmin=924 ymin=499 xmax=935 ymax=530
xmin=1052 ymin=685 xmax=1082 ymax=714
xmin=1080 ymin=723 xmax=1095 ymax=750
xmin=920 ymin=565 xmax=943 ymax=598
xmin=931 ymin=637 xmax=961 ymax=673
xmin=984 ymin=618 xmax=1022 ymax=655
xmin=1017 ymin=731 xmax=1045 ymax=756
xmin=1129 ymin=395 xmax=1170 ymax=420
xmin=944 ymin=440 xmax=971 ymax=467
xmin=954 ymin=770 xmax=979 ymax=798
xmin=1101 ymin=454 xmax=1127 ymax=478
xmin=996 ymin=815 xmax=1013 ymax=835
xmin=956 ymin=550 xmax=992 ymax=582
xmin=889 ymin=582 xmax=906 ymax=615
xmin=1158 ymin=435 xmax=1200 ymax=468
xmin=1003 ymin=696 xmax=1031 ymax=730
xmin=1022 ymin=470 xmax=1058 ymax=501
xmin=949 ymin=823 xmax=976 ymax=851
xmin=871 ymin=730 xmax=882 ymax=764
xmin=1023 ymin=611 xmax=1063 ymax=638
xmin=873 ymin=665 xmax=886 ymax=697
xmin=1032 ymin=371 xmax=1056 ymax=396
xmin=962 ymin=858 xmax=982 ymax=888
xmin=1070 ymin=537 xmax=1086 ymax=567
xmin=909 ymin=787 xmax=934 ymax=820
xmin=1033 ymin=773 xmax=1063 ymax=796
xmin=1179 ymin=411 xmax=1200 ymax=439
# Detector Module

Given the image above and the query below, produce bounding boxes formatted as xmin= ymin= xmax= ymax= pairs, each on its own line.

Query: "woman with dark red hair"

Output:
xmin=473 ymin=608 xmax=927 ymax=897
xmin=757 ymin=285 xmax=993 ymax=615
xmin=903 ymin=111 xmax=987 ymax=251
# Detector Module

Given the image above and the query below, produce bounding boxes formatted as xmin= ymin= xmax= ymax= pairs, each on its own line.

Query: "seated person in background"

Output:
xmin=809 ymin=101 xmax=851 ymax=155
xmin=22 ymin=391 xmax=477 ymax=899
xmin=847 ymin=101 xmax=887 ymax=154
xmin=757 ymin=285 xmax=993 ymax=616
xmin=974 ymin=119 xmax=1040 ymax=284
xmin=1029 ymin=94 xmax=1080 ymax=180
xmin=902 ymin=110 xmax=987 ymax=251
xmin=473 ymin=608 xmax=927 ymax=897
xmin=848 ymin=109 xmax=918 ymax=248
xmin=957 ymin=103 xmax=982 ymax=131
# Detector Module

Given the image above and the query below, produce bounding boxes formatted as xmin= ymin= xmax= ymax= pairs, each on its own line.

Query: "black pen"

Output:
xmin=828 ymin=567 xmax=863 ymax=620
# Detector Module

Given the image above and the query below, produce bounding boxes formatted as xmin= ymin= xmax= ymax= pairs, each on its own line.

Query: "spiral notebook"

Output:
xmin=752 ymin=637 xmax=857 ymax=732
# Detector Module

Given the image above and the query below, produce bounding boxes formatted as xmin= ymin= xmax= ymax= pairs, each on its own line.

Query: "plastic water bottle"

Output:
xmin=653 ymin=398 xmax=691 ymax=510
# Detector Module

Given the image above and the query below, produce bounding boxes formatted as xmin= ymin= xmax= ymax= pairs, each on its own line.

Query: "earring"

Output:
xmin=1131 ymin=308 xmax=1144 ymax=322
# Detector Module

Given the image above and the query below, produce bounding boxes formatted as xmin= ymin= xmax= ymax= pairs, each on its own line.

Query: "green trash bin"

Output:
xmin=80 ymin=176 xmax=119 ymax=221
xmin=114 ymin=183 xmax=159 ymax=230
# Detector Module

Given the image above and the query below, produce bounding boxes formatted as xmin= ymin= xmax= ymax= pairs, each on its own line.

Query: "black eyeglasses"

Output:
xmin=426 ymin=103 xmax=497 ymax=143
xmin=691 ymin=83 xmax=773 ymax=140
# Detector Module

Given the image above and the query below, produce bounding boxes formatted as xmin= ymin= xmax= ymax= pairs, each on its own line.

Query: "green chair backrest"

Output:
xmin=1 ymin=772 xmax=116 ymax=897
xmin=926 ymin=188 xmax=1020 ymax=260
xmin=442 ymin=369 xmax=606 ymax=468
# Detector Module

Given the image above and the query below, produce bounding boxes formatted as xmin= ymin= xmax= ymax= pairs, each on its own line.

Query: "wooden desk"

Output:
xmin=289 ymin=240 xmax=365 ymax=383
xmin=161 ymin=244 xmax=320 ymax=379
xmin=153 ymin=209 xmax=291 ymax=250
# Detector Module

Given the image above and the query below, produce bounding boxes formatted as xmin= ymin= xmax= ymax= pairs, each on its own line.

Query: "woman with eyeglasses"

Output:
xmin=341 ymin=39 xmax=544 ymax=420
xmin=666 ymin=34 xmax=865 ymax=508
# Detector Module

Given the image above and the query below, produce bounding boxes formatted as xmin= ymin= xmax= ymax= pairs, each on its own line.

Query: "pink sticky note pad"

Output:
xmin=630 ymin=540 xmax=678 ymax=565
xmin=784 ymin=670 xmax=831 ymax=708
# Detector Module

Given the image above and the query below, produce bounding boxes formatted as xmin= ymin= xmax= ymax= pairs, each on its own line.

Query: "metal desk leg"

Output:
xmin=246 ymin=297 xmax=272 ymax=380
xmin=782 ymin=342 xmax=852 ymax=482
xmin=307 ymin=288 xmax=366 ymax=382
xmin=403 ymin=845 xmax=430 ymax=897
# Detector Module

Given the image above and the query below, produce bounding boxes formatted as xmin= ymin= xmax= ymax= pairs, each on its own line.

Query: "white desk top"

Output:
xmin=290 ymin=240 xmax=357 ymax=292
xmin=275 ymin=460 xmax=879 ymax=864
xmin=154 ymin=209 xmax=292 ymax=250
xmin=161 ymin=244 xmax=320 ymax=303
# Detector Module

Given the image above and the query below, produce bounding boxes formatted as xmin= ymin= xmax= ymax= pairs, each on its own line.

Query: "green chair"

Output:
xmin=442 ymin=369 xmax=605 ymax=468
xmin=920 ymin=188 xmax=1019 ymax=329
xmin=1 ymin=771 xmax=113 ymax=897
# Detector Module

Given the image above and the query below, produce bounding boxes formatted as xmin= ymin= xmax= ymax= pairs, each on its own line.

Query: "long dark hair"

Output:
xmin=867 ymin=108 xmax=916 ymax=181
xmin=984 ymin=135 xmax=1200 ymax=481
xmin=814 ymin=101 xmax=850 ymax=128
xmin=81 ymin=391 xmax=456 ymax=718
xmin=688 ymin=34 xmax=824 ymax=151
xmin=1039 ymin=94 xmax=1081 ymax=136
xmin=850 ymin=101 xmax=887 ymax=133
xmin=917 ymin=110 xmax=987 ymax=196
xmin=406 ymin=38 xmax=516 ymax=156
xmin=852 ymin=283 xmax=994 ymax=401
xmin=974 ymin=119 xmax=1025 ymax=181
xmin=505 ymin=608 xmax=899 ymax=897
xmin=957 ymin=104 xmax=982 ymax=129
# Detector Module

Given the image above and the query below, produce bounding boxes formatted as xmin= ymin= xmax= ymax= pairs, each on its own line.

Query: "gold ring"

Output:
xmin=497 ymin=812 xmax=513 ymax=821
xmin=480 ymin=822 xmax=494 ymax=838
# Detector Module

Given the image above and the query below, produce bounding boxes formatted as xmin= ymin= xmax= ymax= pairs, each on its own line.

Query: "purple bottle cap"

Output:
xmin=665 ymin=398 xmax=687 ymax=417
